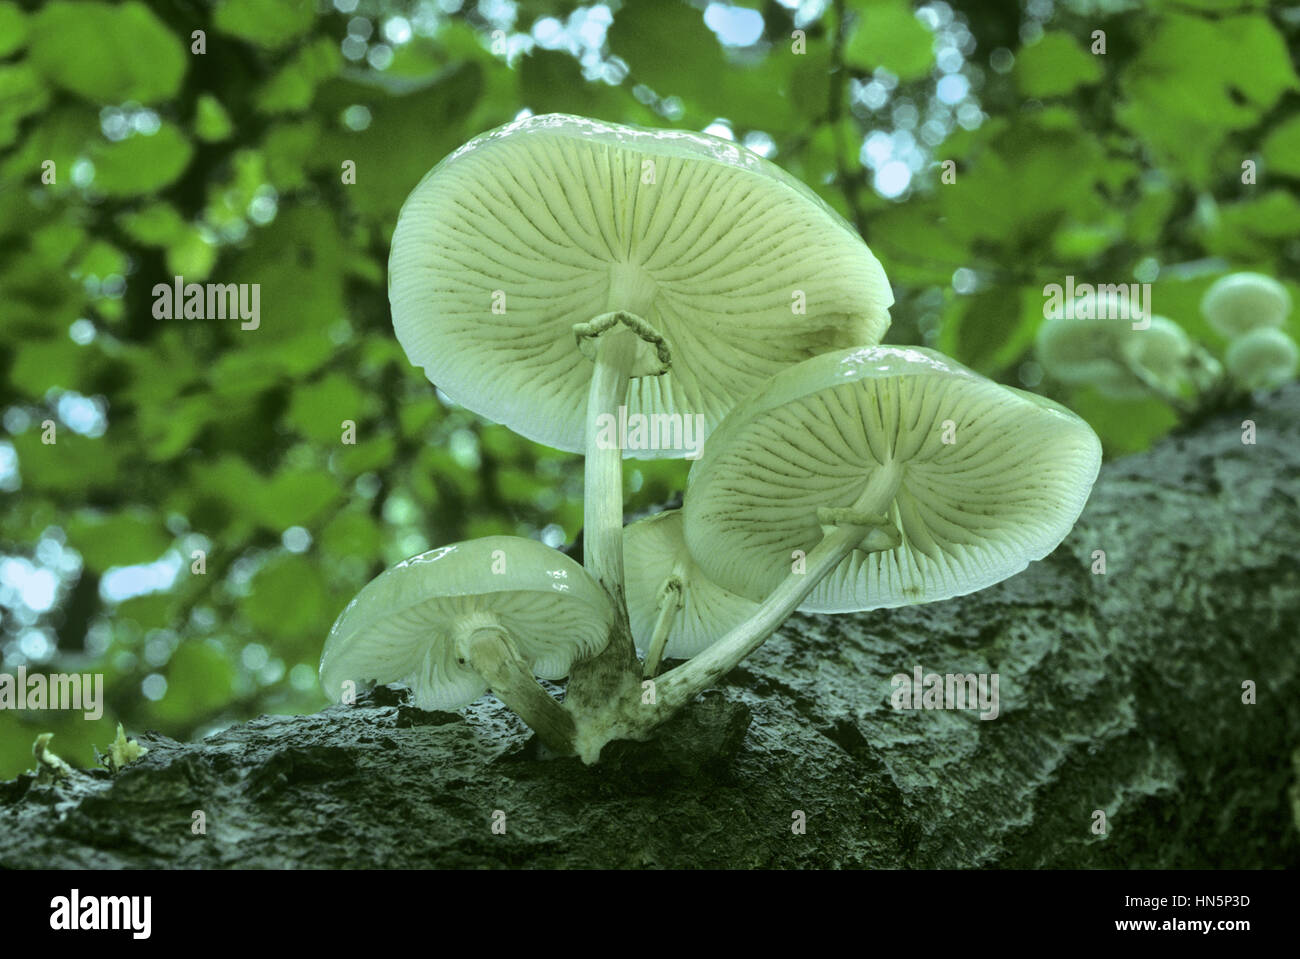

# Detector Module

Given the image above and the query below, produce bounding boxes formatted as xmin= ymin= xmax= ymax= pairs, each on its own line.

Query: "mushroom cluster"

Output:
xmin=322 ymin=114 xmax=1102 ymax=763
xmin=1036 ymin=272 xmax=1297 ymax=411
xmin=1201 ymin=273 xmax=1298 ymax=391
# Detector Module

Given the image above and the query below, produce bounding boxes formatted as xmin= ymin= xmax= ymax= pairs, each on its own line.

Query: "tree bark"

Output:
xmin=3 ymin=385 xmax=1298 ymax=868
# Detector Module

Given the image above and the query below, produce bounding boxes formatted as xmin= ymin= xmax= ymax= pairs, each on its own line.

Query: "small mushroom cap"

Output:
xmin=683 ymin=346 xmax=1102 ymax=610
xmin=389 ymin=113 xmax=893 ymax=458
xmin=624 ymin=509 xmax=759 ymax=660
xmin=1201 ymin=272 xmax=1292 ymax=337
xmin=319 ymin=536 xmax=612 ymax=710
xmin=1225 ymin=326 xmax=1299 ymax=390
xmin=1036 ymin=312 xmax=1190 ymax=398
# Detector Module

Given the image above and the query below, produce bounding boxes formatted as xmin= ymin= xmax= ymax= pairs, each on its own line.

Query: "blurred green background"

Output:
xmin=1 ymin=0 xmax=1298 ymax=777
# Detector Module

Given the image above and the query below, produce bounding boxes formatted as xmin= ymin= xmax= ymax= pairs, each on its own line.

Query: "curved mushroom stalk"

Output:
xmin=563 ymin=312 xmax=671 ymax=713
xmin=642 ymin=575 xmax=684 ymax=678
xmin=587 ymin=345 xmax=1102 ymax=754
xmin=651 ymin=511 xmax=899 ymax=719
xmin=621 ymin=509 xmax=761 ymax=677
xmin=453 ymin=620 xmax=576 ymax=754
xmin=1114 ymin=344 xmax=1194 ymax=415
xmin=1187 ymin=343 xmax=1226 ymax=396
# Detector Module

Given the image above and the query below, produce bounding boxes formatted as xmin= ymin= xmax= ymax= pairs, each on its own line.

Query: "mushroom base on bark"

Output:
xmin=562 ymin=511 xmax=904 ymax=762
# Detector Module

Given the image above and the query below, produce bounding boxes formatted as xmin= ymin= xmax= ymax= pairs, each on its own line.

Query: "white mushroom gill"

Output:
xmin=683 ymin=346 xmax=1103 ymax=611
xmin=388 ymin=114 xmax=893 ymax=458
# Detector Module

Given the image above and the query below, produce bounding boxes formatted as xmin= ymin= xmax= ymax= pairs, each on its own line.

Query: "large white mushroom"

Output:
xmin=643 ymin=346 xmax=1099 ymax=710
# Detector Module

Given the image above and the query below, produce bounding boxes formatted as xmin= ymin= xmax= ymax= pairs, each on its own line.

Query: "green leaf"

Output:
xmin=1015 ymin=32 xmax=1102 ymax=98
xmin=118 ymin=203 xmax=187 ymax=247
xmin=519 ymin=49 xmax=645 ymax=122
xmin=607 ymin=0 xmax=728 ymax=109
xmin=115 ymin=592 xmax=179 ymax=630
xmin=9 ymin=431 xmax=120 ymax=495
xmin=213 ymin=0 xmax=316 ymax=51
xmin=137 ymin=393 xmax=215 ymax=461
xmin=0 ymin=64 xmax=50 ymax=148
xmin=0 ymin=2 xmax=27 ymax=57
xmin=90 ymin=124 xmax=194 ymax=197
xmin=939 ymin=119 xmax=1104 ymax=247
xmin=1118 ymin=13 xmax=1298 ymax=186
xmin=1262 ymin=113 xmax=1300 ymax=178
xmin=939 ymin=286 xmax=1043 ymax=376
xmin=28 ymin=1 xmax=186 ymax=104
xmin=241 ymin=555 xmax=331 ymax=639
xmin=1202 ymin=191 xmax=1300 ymax=260
xmin=151 ymin=642 xmax=235 ymax=722
xmin=8 ymin=337 xmax=83 ymax=397
xmin=262 ymin=120 xmax=321 ymax=191
xmin=314 ymin=63 xmax=486 ymax=227
xmin=334 ymin=435 xmax=396 ymax=476
xmin=843 ymin=0 xmax=934 ymax=80
xmin=256 ymin=37 xmax=341 ymax=114
xmin=254 ymin=469 xmax=341 ymax=530
xmin=67 ymin=510 xmax=173 ymax=571
xmin=1066 ymin=388 xmax=1179 ymax=458
xmin=195 ymin=94 xmax=235 ymax=143
xmin=166 ymin=226 xmax=219 ymax=279
xmin=320 ymin=508 xmax=384 ymax=563
xmin=286 ymin=373 xmax=370 ymax=444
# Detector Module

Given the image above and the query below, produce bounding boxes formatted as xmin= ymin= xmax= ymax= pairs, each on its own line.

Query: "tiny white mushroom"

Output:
xmin=1225 ymin=327 xmax=1299 ymax=390
xmin=1200 ymin=272 xmax=1292 ymax=338
xmin=1037 ymin=310 xmax=1195 ymax=403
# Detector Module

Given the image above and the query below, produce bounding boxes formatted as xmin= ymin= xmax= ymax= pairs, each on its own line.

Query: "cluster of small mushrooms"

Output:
xmin=1036 ymin=272 xmax=1296 ymax=412
xmin=320 ymin=114 xmax=1103 ymax=763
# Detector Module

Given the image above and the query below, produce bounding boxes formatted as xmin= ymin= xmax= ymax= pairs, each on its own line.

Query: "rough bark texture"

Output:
xmin=3 ymin=386 xmax=1299 ymax=869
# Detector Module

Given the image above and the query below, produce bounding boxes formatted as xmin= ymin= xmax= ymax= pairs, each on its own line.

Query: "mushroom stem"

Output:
xmin=582 ymin=323 xmax=639 ymax=606
xmin=650 ymin=462 xmax=904 ymax=721
xmin=1188 ymin=343 xmax=1225 ymax=395
xmin=462 ymin=626 xmax=576 ymax=755
xmin=568 ymin=311 xmax=671 ymax=704
xmin=643 ymin=575 xmax=684 ymax=678
xmin=1116 ymin=351 xmax=1193 ymax=415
